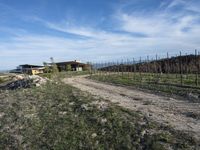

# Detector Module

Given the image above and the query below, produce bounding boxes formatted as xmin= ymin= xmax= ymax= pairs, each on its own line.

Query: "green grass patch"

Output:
xmin=0 ymin=77 xmax=4 ymax=84
xmin=59 ymin=71 xmax=90 ymax=77
xmin=0 ymin=76 xmax=12 ymax=84
xmin=39 ymin=73 xmax=53 ymax=79
xmin=39 ymin=71 xmax=90 ymax=79
xmin=90 ymin=73 xmax=200 ymax=101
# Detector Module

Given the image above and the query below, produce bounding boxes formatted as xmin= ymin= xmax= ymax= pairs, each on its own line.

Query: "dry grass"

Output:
xmin=0 ymin=80 xmax=199 ymax=149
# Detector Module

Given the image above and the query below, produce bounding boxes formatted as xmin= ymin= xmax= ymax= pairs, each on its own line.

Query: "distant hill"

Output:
xmin=0 ymin=70 xmax=9 ymax=73
xmin=99 ymin=55 xmax=200 ymax=74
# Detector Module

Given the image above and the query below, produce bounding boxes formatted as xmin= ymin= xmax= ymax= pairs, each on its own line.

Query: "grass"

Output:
xmin=0 ymin=77 xmax=4 ymax=84
xmin=0 ymin=79 xmax=199 ymax=149
xmin=90 ymin=73 xmax=200 ymax=100
xmin=59 ymin=71 xmax=90 ymax=77
xmin=0 ymin=75 xmax=12 ymax=84
xmin=39 ymin=71 xmax=90 ymax=79
xmin=38 ymin=73 xmax=54 ymax=79
xmin=92 ymin=72 xmax=200 ymax=87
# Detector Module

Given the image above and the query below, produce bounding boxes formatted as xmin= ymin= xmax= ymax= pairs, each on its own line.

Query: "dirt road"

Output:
xmin=63 ymin=76 xmax=200 ymax=140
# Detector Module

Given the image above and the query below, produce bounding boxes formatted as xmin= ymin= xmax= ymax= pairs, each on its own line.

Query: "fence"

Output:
xmin=89 ymin=50 xmax=200 ymax=96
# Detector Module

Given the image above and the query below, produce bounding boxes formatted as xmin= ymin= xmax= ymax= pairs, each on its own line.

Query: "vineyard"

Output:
xmin=91 ymin=51 xmax=200 ymax=99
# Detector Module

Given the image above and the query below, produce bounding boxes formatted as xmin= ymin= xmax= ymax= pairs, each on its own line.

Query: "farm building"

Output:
xmin=55 ymin=60 xmax=90 ymax=72
xmin=10 ymin=64 xmax=45 ymax=75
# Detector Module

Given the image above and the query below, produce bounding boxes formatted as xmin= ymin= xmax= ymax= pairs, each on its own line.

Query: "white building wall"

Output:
xmin=76 ymin=67 xmax=83 ymax=71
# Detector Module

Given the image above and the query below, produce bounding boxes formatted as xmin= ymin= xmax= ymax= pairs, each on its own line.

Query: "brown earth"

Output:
xmin=63 ymin=75 xmax=200 ymax=140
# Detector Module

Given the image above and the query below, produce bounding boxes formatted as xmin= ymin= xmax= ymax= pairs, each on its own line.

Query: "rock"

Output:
xmin=28 ymin=75 xmax=48 ymax=86
xmin=12 ymin=75 xmax=25 ymax=81
xmin=138 ymin=121 xmax=146 ymax=126
xmin=101 ymin=118 xmax=107 ymax=124
xmin=101 ymin=129 xmax=106 ymax=135
xmin=59 ymin=111 xmax=67 ymax=115
xmin=91 ymin=133 xmax=97 ymax=138
xmin=0 ymin=112 xmax=5 ymax=118
xmin=141 ymin=130 xmax=146 ymax=137
xmin=187 ymin=93 xmax=199 ymax=101
xmin=148 ymin=113 xmax=153 ymax=117
xmin=0 ymin=79 xmax=32 ymax=90
xmin=0 ymin=74 xmax=49 ymax=90
xmin=81 ymin=104 xmax=89 ymax=111
xmin=91 ymin=101 xmax=108 ymax=111
xmin=69 ymin=102 xmax=74 ymax=106
xmin=35 ymin=83 xmax=40 ymax=87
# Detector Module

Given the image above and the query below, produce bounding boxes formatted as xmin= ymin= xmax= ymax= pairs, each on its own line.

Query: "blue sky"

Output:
xmin=0 ymin=0 xmax=200 ymax=70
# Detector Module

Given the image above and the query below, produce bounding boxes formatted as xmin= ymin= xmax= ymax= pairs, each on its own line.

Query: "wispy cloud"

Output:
xmin=114 ymin=0 xmax=200 ymax=52
xmin=117 ymin=1 xmax=200 ymax=37
xmin=0 ymin=0 xmax=200 ymax=70
xmin=166 ymin=0 xmax=200 ymax=13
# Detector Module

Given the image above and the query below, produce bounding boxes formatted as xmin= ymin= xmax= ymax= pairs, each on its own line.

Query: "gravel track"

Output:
xmin=63 ymin=75 xmax=200 ymax=140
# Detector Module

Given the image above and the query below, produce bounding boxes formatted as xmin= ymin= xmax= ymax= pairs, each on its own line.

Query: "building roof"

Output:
xmin=19 ymin=64 xmax=44 ymax=68
xmin=10 ymin=69 xmax=22 ymax=73
xmin=55 ymin=61 xmax=87 ymax=66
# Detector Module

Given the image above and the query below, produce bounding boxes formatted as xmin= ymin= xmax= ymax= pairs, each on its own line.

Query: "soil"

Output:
xmin=63 ymin=75 xmax=200 ymax=140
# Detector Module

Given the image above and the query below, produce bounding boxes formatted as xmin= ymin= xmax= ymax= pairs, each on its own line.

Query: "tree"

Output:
xmin=83 ymin=62 xmax=91 ymax=71
xmin=43 ymin=62 xmax=50 ymax=73
xmin=50 ymin=57 xmax=59 ymax=74
xmin=66 ymin=64 xmax=72 ymax=71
